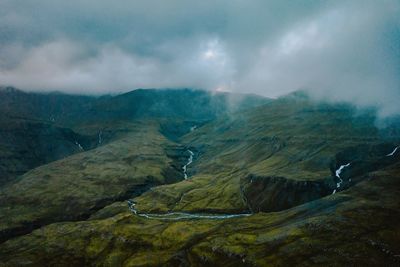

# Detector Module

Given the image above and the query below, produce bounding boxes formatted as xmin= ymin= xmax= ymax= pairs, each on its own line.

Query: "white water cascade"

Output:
xmin=182 ymin=150 xmax=194 ymax=179
xmin=386 ymin=146 xmax=399 ymax=157
xmin=332 ymin=163 xmax=351 ymax=194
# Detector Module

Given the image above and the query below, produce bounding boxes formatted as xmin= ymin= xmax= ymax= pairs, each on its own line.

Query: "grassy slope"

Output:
xmin=134 ymin=97 xmax=399 ymax=213
xmin=0 ymin=87 xmax=269 ymax=243
xmin=186 ymin=97 xmax=381 ymax=180
xmin=0 ymin=93 xmax=399 ymax=266
xmin=0 ymin=120 xmax=184 ymax=243
xmin=0 ymin=115 xmax=100 ymax=185
xmin=0 ymin=87 xmax=268 ymax=186
xmin=0 ymin=161 xmax=398 ymax=266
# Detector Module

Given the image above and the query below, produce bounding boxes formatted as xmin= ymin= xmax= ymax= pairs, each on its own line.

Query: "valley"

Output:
xmin=0 ymin=87 xmax=399 ymax=266
xmin=1 ymin=1 xmax=398 ymax=265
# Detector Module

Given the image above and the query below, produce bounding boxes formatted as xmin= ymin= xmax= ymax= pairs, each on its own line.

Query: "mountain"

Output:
xmin=0 ymin=86 xmax=96 ymax=124
xmin=0 ymin=116 xmax=95 ymax=185
xmin=0 ymin=86 xmax=268 ymax=126
xmin=0 ymin=88 xmax=399 ymax=266
xmin=0 ymin=87 xmax=268 ymax=185
xmin=134 ymin=96 xmax=399 ymax=214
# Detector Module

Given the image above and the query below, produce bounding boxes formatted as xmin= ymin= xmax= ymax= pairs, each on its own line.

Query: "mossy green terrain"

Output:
xmin=0 ymin=87 xmax=267 ymax=186
xmin=134 ymin=97 xmax=399 ymax=214
xmin=0 ymin=120 xmax=185 ymax=243
xmin=0 ymin=161 xmax=399 ymax=266
xmin=0 ymin=115 xmax=99 ymax=185
xmin=0 ymin=89 xmax=399 ymax=266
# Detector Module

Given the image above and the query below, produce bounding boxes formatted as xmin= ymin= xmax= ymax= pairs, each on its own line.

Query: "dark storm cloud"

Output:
xmin=0 ymin=0 xmax=399 ymax=116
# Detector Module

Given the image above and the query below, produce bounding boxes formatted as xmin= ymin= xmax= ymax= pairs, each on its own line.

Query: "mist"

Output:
xmin=0 ymin=0 xmax=399 ymax=116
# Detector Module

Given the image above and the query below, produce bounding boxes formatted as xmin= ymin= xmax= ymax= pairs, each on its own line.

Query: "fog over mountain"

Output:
xmin=0 ymin=0 xmax=399 ymax=116
xmin=1 ymin=2 xmax=400 ymax=265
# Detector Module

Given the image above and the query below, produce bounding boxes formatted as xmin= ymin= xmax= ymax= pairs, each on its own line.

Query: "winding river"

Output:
xmin=127 ymin=200 xmax=251 ymax=220
xmin=127 ymin=149 xmax=252 ymax=220
xmin=128 ymin=145 xmax=399 ymax=219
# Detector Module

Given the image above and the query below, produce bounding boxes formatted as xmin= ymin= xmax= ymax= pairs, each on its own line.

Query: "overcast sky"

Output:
xmin=0 ymin=0 xmax=399 ymax=116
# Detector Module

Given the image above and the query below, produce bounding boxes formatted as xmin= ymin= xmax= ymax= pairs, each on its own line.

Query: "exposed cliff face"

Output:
xmin=241 ymin=143 xmax=400 ymax=213
xmin=241 ymin=175 xmax=333 ymax=212
xmin=330 ymin=143 xmax=400 ymax=192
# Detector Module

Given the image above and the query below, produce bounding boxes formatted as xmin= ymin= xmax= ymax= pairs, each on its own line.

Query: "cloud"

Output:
xmin=0 ymin=36 xmax=235 ymax=95
xmin=0 ymin=0 xmax=399 ymax=115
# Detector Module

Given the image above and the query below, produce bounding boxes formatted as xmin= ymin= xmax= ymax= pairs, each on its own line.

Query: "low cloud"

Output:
xmin=0 ymin=0 xmax=399 ymax=115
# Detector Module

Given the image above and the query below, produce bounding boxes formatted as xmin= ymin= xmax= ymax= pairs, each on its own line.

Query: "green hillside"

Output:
xmin=0 ymin=89 xmax=399 ymax=266
xmin=0 ymin=87 xmax=268 ymax=185
xmin=134 ymin=96 xmax=400 ymax=214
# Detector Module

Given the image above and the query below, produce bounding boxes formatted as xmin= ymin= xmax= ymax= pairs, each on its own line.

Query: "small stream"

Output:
xmin=128 ymin=200 xmax=251 ymax=220
xmin=332 ymin=163 xmax=351 ymax=194
xmin=128 ymin=145 xmax=400 ymax=219
xmin=98 ymin=130 xmax=103 ymax=144
xmin=127 ymin=147 xmax=252 ymax=220
xmin=182 ymin=150 xmax=194 ymax=179
xmin=387 ymin=146 xmax=399 ymax=157
xmin=75 ymin=141 xmax=84 ymax=150
xmin=332 ymin=145 xmax=399 ymax=194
